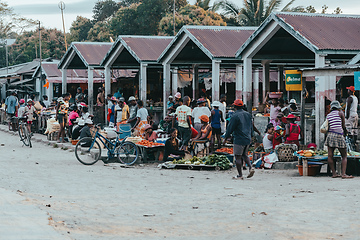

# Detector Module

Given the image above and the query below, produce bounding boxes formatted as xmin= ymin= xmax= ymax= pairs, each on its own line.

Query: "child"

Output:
xmin=211 ymin=101 xmax=224 ymax=151
xmin=24 ymin=99 xmax=36 ymax=135
xmin=17 ymin=99 xmax=26 ymax=118
xmin=273 ymin=125 xmax=284 ymax=149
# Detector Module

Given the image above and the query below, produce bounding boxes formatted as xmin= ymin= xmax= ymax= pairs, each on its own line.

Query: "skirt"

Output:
xmin=325 ymin=132 xmax=346 ymax=149
xmin=133 ymin=120 xmax=147 ymax=137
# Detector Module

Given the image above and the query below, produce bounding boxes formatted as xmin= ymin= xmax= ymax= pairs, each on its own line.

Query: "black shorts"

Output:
xmin=57 ymin=114 xmax=66 ymax=125
xmin=212 ymin=127 xmax=221 ymax=135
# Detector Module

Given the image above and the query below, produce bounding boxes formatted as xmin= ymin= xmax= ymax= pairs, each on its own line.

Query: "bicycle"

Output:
xmin=17 ymin=117 xmax=32 ymax=148
xmin=75 ymin=124 xmax=139 ymax=165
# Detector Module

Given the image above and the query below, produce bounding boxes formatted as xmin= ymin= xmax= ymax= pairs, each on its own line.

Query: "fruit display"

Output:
xmin=172 ymin=154 xmax=232 ymax=170
xmin=348 ymin=151 xmax=360 ymax=156
xmin=315 ymin=150 xmax=328 ymax=156
xmin=216 ymin=148 xmax=233 ymax=154
xmin=137 ymin=140 xmax=164 ymax=147
xmin=297 ymin=150 xmax=315 ymax=157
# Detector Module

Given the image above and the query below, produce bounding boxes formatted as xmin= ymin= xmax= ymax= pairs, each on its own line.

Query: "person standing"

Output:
xmin=223 ymin=99 xmax=255 ymax=179
xmin=115 ymin=97 xmax=129 ymax=131
xmin=265 ymin=92 xmax=281 ymax=124
xmin=192 ymin=98 xmax=211 ymax=132
xmin=172 ymin=96 xmax=192 ymax=151
xmin=24 ymin=99 xmax=36 ymax=135
xmin=56 ymin=93 xmax=70 ymax=143
xmin=127 ymin=96 xmax=138 ymax=128
xmin=132 ymin=100 xmax=149 ymax=136
xmin=326 ymin=101 xmax=353 ymax=179
xmin=345 ymin=86 xmax=358 ymax=144
xmin=5 ymin=91 xmax=19 ymax=131
xmin=219 ymin=94 xmax=227 ymax=134
xmin=96 ymin=87 xmax=105 ymax=106
xmin=211 ymin=101 xmax=224 ymax=150
xmin=75 ymin=87 xmax=84 ymax=103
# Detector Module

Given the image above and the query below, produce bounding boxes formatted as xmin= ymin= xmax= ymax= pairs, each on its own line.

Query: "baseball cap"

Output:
xmin=346 ymin=86 xmax=355 ymax=92
xmin=233 ymin=99 xmax=243 ymax=107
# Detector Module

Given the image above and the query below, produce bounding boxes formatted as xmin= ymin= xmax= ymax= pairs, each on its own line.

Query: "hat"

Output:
xmin=78 ymin=119 xmax=85 ymax=126
xmin=27 ymin=99 xmax=33 ymax=103
xmin=174 ymin=92 xmax=181 ymax=99
xmin=110 ymin=96 xmax=117 ymax=101
xmin=289 ymin=99 xmax=296 ymax=104
xmin=346 ymin=86 xmax=355 ymax=92
xmin=169 ymin=95 xmax=173 ymax=99
xmin=118 ymin=97 xmax=125 ymax=102
xmin=275 ymin=125 xmax=283 ymax=131
xmin=330 ymin=100 xmax=341 ymax=109
xmin=128 ymin=96 xmax=136 ymax=101
xmin=307 ymin=143 xmax=317 ymax=149
xmin=199 ymin=115 xmax=209 ymax=122
xmin=197 ymin=98 xmax=206 ymax=104
xmin=85 ymin=119 xmax=93 ymax=125
xmin=233 ymin=99 xmax=244 ymax=107
xmin=143 ymin=124 xmax=152 ymax=131
xmin=286 ymin=114 xmax=296 ymax=119
xmin=19 ymin=99 xmax=25 ymax=104
xmin=212 ymin=101 xmax=221 ymax=107
xmin=77 ymin=87 xmax=82 ymax=91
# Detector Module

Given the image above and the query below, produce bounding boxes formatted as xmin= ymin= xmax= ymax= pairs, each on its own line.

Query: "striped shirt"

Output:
xmin=327 ymin=110 xmax=343 ymax=135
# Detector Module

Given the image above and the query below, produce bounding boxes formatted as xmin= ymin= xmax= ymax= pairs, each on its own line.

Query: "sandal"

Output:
xmin=331 ymin=174 xmax=341 ymax=178
xmin=342 ymin=175 xmax=354 ymax=179
xmin=247 ymin=169 xmax=255 ymax=178
xmin=232 ymin=175 xmax=244 ymax=180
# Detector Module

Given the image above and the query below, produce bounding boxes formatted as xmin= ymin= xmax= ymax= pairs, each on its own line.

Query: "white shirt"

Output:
xmin=346 ymin=95 xmax=358 ymax=117
xmin=18 ymin=105 xmax=26 ymax=118
xmin=192 ymin=106 xmax=211 ymax=124
xmin=136 ymin=107 xmax=148 ymax=121
xmin=263 ymin=133 xmax=273 ymax=150
xmin=115 ymin=105 xmax=123 ymax=123
xmin=43 ymin=100 xmax=51 ymax=109
xmin=175 ymin=105 xmax=192 ymax=128
xmin=220 ymin=101 xmax=227 ymax=133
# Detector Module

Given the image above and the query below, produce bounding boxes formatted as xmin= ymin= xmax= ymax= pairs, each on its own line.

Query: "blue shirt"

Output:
xmin=224 ymin=109 xmax=253 ymax=146
xmin=5 ymin=95 xmax=18 ymax=114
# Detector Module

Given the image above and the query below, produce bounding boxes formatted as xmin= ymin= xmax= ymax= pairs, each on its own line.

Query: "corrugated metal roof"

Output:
xmin=121 ymin=36 xmax=173 ymax=62
xmin=73 ymin=42 xmax=113 ymax=66
xmin=186 ymin=27 xmax=256 ymax=58
xmin=276 ymin=13 xmax=360 ymax=51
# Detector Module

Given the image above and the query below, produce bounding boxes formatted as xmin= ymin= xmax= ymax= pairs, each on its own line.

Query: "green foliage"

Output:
xmin=88 ymin=21 xmax=112 ymax=42
xmin=93 ymin=0 xmax=121 ymax=22
xmin=69 ymin=16 xmax=94 ymax=43
xmin=159 ymin=4 xmax=226 ymax=36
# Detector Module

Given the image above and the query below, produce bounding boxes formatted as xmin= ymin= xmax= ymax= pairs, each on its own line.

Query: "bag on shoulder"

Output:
xmin=320 ymin=119 xmax=328 ymax=134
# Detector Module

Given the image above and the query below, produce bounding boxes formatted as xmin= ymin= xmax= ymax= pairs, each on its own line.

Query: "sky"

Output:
xmin=6 ymin=0 xmax=360 ymax=33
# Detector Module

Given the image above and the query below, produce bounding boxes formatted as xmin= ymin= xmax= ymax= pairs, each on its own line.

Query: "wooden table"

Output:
xmin=136 ymin=144 xmax=164 ymax=163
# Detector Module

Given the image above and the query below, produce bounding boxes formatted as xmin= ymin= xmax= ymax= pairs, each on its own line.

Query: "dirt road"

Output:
xmin=0 ymin=129 xmax=358 ymax=239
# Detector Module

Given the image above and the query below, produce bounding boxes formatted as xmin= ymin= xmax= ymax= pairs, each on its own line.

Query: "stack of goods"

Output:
xmin=215 ymin=147 xmax=233 ymax=154
xmin=137 ymin=139 xmax=164 ymax=147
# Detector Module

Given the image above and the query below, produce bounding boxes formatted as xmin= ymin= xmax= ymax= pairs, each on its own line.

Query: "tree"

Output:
xmin=159 ymin=5 xmax=226 ymax=36
xmin=68 ymin=16 xmax=93 ymax=42
xmin=87 ymin=21 xmax=112 ymax=42
xmin=93 ymin=0 xmax=121 ymax=22
xmin=217 ymin=0 xmax=304 ymax=26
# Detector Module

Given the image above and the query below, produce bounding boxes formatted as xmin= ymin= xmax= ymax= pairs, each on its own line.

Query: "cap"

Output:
xmin=143 ymin=124 xmax=152 ymax=131
xmin=110 ymin=96 xmax=117 ymax=101
xmin=128 ymin=96 xmax=136 ymax=101
xmin=346 ymin=86 xmax=355 ymax=92
xmin=118 ymin=97 xmax=125 ymax=102
xmin=169 ymin=95 xmax=173 ymax=99
xmin=19 ymin=99 xmax=25 ymax=104
xmin=77 ymin=87 xmax=82 ymax=91
xmin=275 ymin=125 xmax=283 ymax=131
xmin=197 ymin=98 xmax=206 ymax=104
xmin=174 ymin=92 xmax=181 ymax=99
xmin=212 ymin=101 xmax=221 ymax=107
xmin=286 ymin=114 xmax=296 ymax=119
xmin=330 ymin=100 xmax=341 ymax=109
xmin=233 ymin=99 xmax=244 ymax=107
xmin=199 ymin=115 xmax=209 ymax=123
xmin=85 ymin=119 xmax=93 ymax=125
xmin=307 ymin=143 xmax=317 ymax=149
xmin=27 ymin=99 xmax=33 ymax=102
xmin=289 ymin=99 xmax=296 ymax=104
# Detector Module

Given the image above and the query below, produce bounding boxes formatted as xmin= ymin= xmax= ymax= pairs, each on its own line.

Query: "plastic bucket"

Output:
xmin=118 ymin=123 xmax=132 ymax=139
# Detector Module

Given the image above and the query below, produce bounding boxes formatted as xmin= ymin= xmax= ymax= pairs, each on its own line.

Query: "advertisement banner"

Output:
xmin=285 ymin=70 xmax=302 ymax=91
xmin=355 ymin=72 xmax=360 ymax=91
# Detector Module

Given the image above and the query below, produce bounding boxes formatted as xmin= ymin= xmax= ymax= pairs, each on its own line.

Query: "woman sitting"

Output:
xmin=193 ymin=115 xmax=212 ymax=140
xmin=263 ymin=124 xmax=274 ymax=153
xmin=143 ymin=124 xmax=158 ymax=142
xmin=163 ymin=128 xmax=187 ymax=161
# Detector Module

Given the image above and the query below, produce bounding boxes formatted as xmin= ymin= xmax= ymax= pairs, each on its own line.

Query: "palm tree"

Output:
xmin=217 ymin=0 xmax=303 ymax=26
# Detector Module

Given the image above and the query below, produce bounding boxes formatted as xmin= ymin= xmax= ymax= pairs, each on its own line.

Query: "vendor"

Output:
xmin=143 ymin=124 xmax=158 ymax=142
xmin=265 ymin=92 xmax=281 ymax=123
xmin=163 ymin=128 xmax=187 ymax=161
xmin=284 ymin=114 xmax=303 ymax=147
xmin=79 ymin=119 xmax=94 ymax=139
xmin=68 ymin=104 xmax=79 ymax=137
xmin=263 ymin=124 xmax=274 ymax=153
xmin=193 ymin=115 xmax=212 ymax=141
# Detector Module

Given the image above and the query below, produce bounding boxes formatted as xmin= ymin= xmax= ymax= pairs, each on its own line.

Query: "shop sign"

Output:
xmin=355 ymin=72 xmax=360 ymax=91
xmin=285 ymin=70 xmax=302 ymax=91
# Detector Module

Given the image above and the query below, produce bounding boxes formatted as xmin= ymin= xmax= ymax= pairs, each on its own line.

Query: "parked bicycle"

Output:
xmin=75 ymin=124 xmax=139 ymax=165
xmin=17 ymin=117 xmax=32 ymax=148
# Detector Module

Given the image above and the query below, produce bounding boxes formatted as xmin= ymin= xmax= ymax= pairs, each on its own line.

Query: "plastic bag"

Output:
xmin=263 ymin=152 xmax=279 ymax=168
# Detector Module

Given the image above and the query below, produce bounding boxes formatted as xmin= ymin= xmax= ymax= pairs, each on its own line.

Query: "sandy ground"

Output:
xmin=0 ymin=129 xmax=360 ymax=240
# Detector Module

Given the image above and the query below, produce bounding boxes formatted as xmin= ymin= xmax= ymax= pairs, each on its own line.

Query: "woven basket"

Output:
xmin=275 ymin=144 xmax=298 ymax=162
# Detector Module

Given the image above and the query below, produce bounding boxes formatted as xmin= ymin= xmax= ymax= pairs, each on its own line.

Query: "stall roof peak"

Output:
xmin=158 ymin=25 xmax=257 ymax=63
xmin=58 ymin=42 xmax=113 ymax=69
xmin=237 ymin=12 xmax=360 ymax=58
xmin=101 ymin=35 xmax=173 ymax=66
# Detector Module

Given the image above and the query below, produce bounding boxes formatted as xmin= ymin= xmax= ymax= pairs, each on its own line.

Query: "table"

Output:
xmin=136 ymin=144 xmax=164 ymax=163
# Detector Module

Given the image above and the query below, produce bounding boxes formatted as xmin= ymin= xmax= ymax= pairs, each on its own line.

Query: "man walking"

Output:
xmin=172 ymin=96 xmax=192 ymax=151
xmin=5 ymin=91 xmax=19 ymax=131
xmin=223 ymin=99 xmax=255 ymax=179
xmin=345 ymin=86 xmax=358 ymax=144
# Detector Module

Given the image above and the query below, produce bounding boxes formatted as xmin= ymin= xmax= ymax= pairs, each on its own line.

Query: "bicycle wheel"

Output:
xmin=27 ymin=132 xmax=32 ymax=148
xmin=75 ymin=137 xmax=101 ymax=165
xmin=18 ymin=124 xmax=25 ymax=141
xmin=116 ymin=141 xmax=139 ymax=165
xmin=19 ymin=125 xmax=30 ymax=146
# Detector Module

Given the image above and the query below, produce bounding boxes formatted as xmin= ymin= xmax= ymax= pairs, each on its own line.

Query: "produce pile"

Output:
xmin=296 ymin=150 xmax=316 ymax=157
xmin=215 ymin=147 xmax=233 ymax=154
xmin=172 ymin=154 xmax=232 ymax=170
xmin=137 ymin=140 xmax=164 ymax=147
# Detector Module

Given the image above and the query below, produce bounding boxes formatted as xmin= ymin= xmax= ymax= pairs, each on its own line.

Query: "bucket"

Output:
xmin=297 ymin=164 xmax=322 ymax=176
xmin=118 ymin=124 xmax=132 ymax=139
